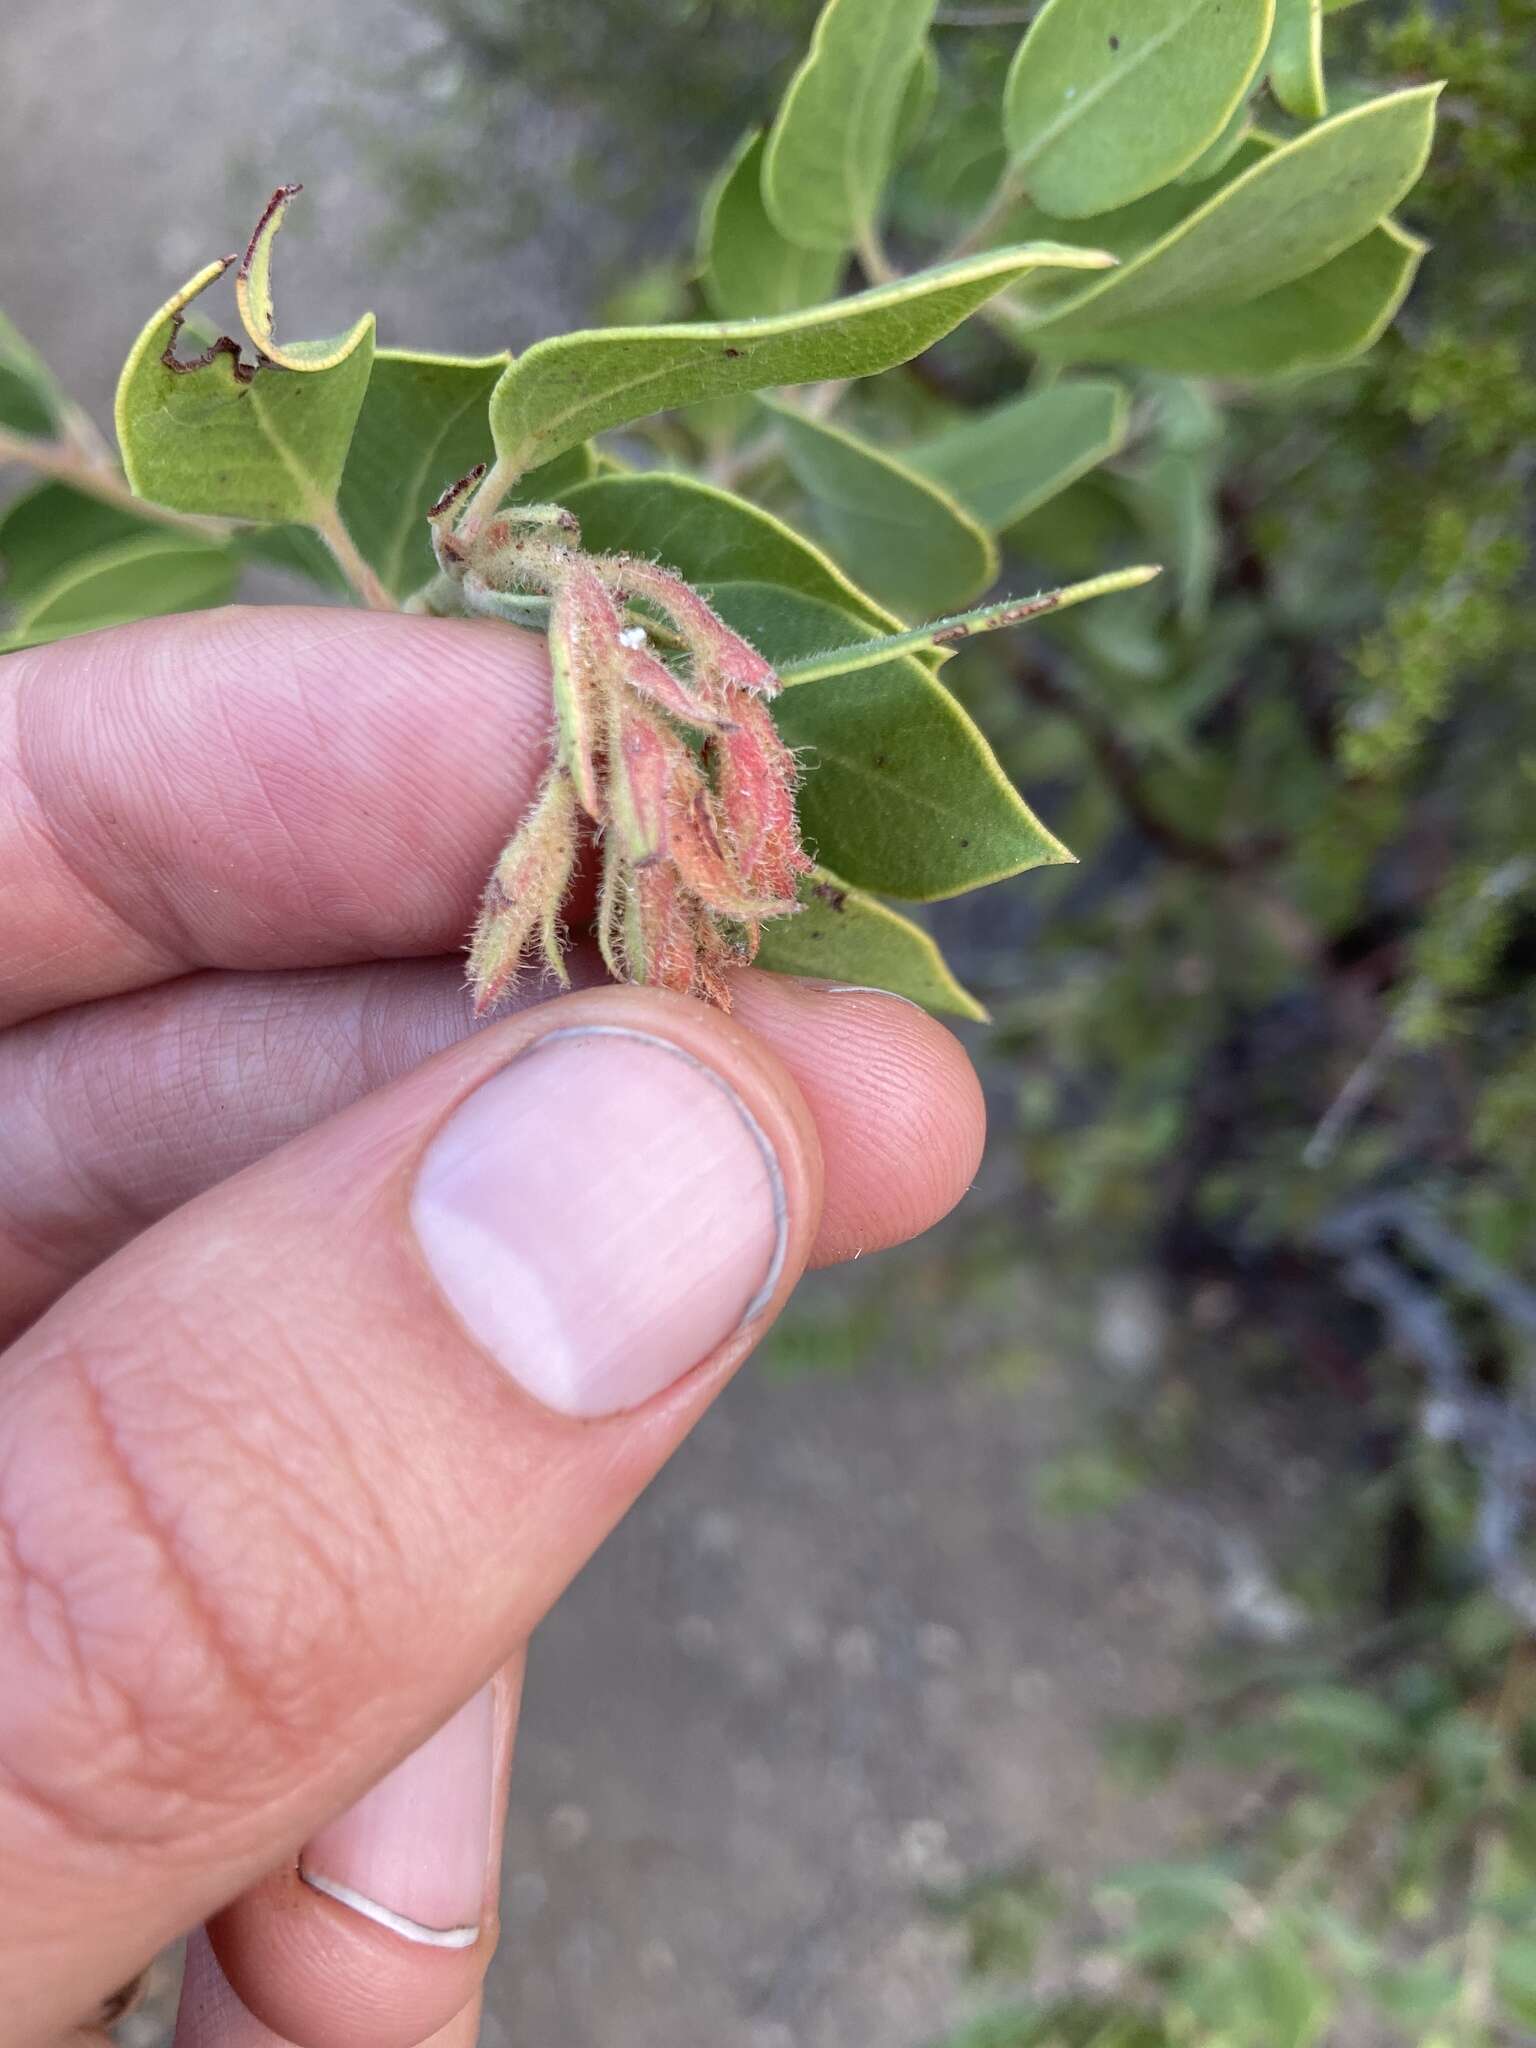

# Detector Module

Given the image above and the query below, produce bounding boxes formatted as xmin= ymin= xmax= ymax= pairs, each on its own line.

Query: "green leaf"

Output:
xmin=755 ymin=869 xmax=986 ymax=1018
xmin=765 ymin=399 xmax=997 ymax=615
xmin=556 ymin=470 xmax=912 ymax=642
xmin=1006 ymin=473 xmax=1143 ymax=577
xmin=1174 ymin=96 xmax=1256 ymax=184
xmin=1021 ymin=86 xmax=1439 ymax=341
xmin=1121 ymin=447 xmax=1218 ymax=631
xmin=760 ymin=0 xmax=938 ymax=253
xmin=0 ymin=531 xmax=236 ymax=652
xmin=1039 ymin=217 xmax=1425 ymax=377
xmin=708 ymin=580 xmax=1071 ymax=900
xmin=486 ymin=244 xmax=1113 ymax=476
xmin=233 ymin=185 xmax=374 ymax=374
xmin=1268 ymin=0 xmax=1327 ymax=122
xmin=234 ymin=522 xmax=350 ymax=592
xmin=114 ymin=253 xmax=376 ymax=523
xmin=894 ymin=39 xmax=941 ymax=160
xmin=336 ymin=347 xmax=508 ymax=597
xmin=697 ymin=132 xmax=845 ymax=321
xmin=0 ymin=481 xmax=167 ymax=610
xmin=1003 ymin=0 xmax=1274 ymax=216
xmin=1183 ymin=1929 xmax=1331 ymax=2048
xmin=905 ymin=379 xmax=1129 ymax=532
xmin=993 ymin=134 xmax=1273 ymax=269
xmin=0 ymin=308 xmax=68 ymax=438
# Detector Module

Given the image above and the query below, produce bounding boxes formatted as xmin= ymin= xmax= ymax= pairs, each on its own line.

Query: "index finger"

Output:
xmin=0 ymin=606 xmax=552 ymax=1029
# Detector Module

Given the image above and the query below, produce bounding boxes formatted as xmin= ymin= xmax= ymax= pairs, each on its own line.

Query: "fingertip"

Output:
xmin=175 ymin=1932 xmax=484 ymax=2048
xmin=725 ymin=972 xmax=986 ymax=1265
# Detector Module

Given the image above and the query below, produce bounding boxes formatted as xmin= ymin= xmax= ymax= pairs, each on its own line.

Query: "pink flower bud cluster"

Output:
xmin=430 ymin=482 xmax=811 ymax=1012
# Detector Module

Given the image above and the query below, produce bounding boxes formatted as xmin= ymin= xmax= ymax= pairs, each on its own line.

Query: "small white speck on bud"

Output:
xmin=618 ymin=624 xmax=649 ymax=649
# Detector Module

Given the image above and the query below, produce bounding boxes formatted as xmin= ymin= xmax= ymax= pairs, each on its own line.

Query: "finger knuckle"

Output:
xmin=0 ymin=1324 xmax=393 ymax=1852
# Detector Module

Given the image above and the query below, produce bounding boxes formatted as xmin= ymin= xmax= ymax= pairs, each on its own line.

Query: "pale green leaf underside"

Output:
xmin=1004 ymin=0 xmax=1274 ymax=216
xmin=761 ymin=0 xmax=938 ymax=252
xmin=905 ymin=378 xmax=1129 ymax=532
xmin=0 ymin=532 xmax=236 ymax=652
xmin=709 ymin=580 xmax=1071 ymax=900
xmin=556 ymin=469 xmax=913 ymax=644
xmin=1020 ymin=85 xmax=1439 ymax=338
xmin=336 ymin=347 xmax=509 ymax=596
xmin=755 ymin=870 xmax=986 ymax=1019
xmin=1037 ymin=217 xmax=1425 ymax=377
xmin=765 ymin=398 xmax=998 ymax=616
xmin=1268 ymin=0 xmax=1327 ymax=122
xmin=698 ymin=132 xmax=845 ymax=321
xmin=115 ymin=259 xmax=376 ymax=522
xmin=487 ymin=244 xmax=1112 ymax=475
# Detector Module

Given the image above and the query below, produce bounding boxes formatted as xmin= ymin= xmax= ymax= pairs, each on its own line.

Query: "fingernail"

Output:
xmin=411 ymin=1025 xmax=788 ymax=1416
xmin=299 ymin=1685 xmax=494 ymax=1949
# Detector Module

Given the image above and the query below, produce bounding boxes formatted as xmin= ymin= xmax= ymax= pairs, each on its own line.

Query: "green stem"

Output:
xmin=855 ymin=225 xmax=898 ymax=286
xmin=0 ymin=426 xmax=231 ymax=539
xmin=775 ymin=567 xmax=1161 ymax=685
xmin=1 ymin=424 xmax=394 ymax=612
xmin=457 ymin=452 xmax=523 ymax=549
xmin=310 ymin=501 xmax=395 ymax=611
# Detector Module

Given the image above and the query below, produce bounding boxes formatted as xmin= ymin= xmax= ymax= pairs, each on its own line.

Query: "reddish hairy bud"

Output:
xmin=606 ymin=703 xmax=675 ymax=865
xmin=618 ymin=632 xmax=737 ymax=733
xmin=711 ymin=697 xmax=813 ymax=901
xmin=623 ymin=862 xmax=699 ymax=996
xmin=446 ymin=497 xmax=809 ymax=1012
xmin=603 ymin=557 xmax=779 ymax=699
xmin=467 ymin=770 xmax=579 ymax=1013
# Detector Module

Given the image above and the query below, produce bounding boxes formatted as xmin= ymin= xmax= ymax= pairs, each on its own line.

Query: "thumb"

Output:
xmin=0 ymin=984 xmax=821 ymax=2047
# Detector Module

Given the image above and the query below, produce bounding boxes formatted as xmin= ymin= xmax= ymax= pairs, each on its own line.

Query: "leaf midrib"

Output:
xmin=501 ymin=259 xmax=1027 ymax=469
xmin=1011 ymin=0 xmax=1227 ymax=172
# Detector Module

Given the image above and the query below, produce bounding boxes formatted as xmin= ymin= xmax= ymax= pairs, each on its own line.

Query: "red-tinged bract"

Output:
xmin=438 ymin=492 xmax=808 ymax=1010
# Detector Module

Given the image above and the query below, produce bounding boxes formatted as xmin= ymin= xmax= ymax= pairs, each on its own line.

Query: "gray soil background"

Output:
xmin=2 ymin=6 xmax=1318 ymax=2042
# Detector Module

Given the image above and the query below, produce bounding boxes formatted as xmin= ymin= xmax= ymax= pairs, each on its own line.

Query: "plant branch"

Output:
xmin=309 ymin=500 xmax=395 ymax=611
xmin=855 ymin=225 xmax=898 ymax=287
xmin=0 ymin=426 xmax=231 ymax=540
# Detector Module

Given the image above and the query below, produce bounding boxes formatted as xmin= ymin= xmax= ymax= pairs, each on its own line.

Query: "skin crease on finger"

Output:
xmin=0 ymin=960 xmax=985 ymax=1341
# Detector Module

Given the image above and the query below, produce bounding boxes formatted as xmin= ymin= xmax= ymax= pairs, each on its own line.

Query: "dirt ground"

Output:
xmin=3 ymin=6 xmax=1309 ymax=2040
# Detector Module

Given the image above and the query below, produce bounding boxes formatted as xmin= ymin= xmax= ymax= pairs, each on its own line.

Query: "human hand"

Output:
xmin=0 ymin=608 xmax=985 ymax=2048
